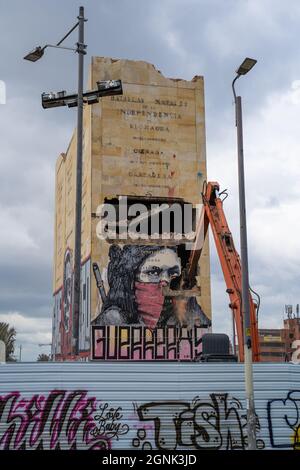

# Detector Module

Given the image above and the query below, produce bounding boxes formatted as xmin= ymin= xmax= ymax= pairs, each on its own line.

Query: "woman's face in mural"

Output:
xmin=136 ymin=248 xmax=181 ymax=285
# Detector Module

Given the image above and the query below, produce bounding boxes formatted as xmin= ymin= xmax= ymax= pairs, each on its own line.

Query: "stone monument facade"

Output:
xmin=52 ymin=57 xmax=211 ymax=361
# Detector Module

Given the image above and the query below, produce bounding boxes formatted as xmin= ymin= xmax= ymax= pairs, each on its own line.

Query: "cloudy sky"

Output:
xmin=1 ymin=0 xmax=300 ymax=360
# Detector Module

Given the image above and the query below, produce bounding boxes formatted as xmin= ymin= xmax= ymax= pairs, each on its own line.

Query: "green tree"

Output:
xmin=37 ymin=353 xmax=51 ymax=362
xmin=0 ymin=322 xmax=16 ymax=361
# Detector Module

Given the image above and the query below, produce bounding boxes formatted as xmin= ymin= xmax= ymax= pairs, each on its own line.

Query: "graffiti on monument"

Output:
xmin=61 ymin=248 xmax=73 ymax=356
xmin=92 ymin=325 xmax=207 ymax=360
xmin=267 ymin=390 xmax=300 ymax=450
xmin=63 ymin=249 xmax=73 ymax=333
xmin=53 ymin=251 xmax=92 ymax=359
xmin=92 ymin=245 xmax=211 ymax=361
xmin=132 ymin=394 xmax=265 ymax=450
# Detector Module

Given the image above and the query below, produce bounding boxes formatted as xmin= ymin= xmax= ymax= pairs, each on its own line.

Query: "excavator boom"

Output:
xmin=187 ymin=182 xmax=260 ymax=362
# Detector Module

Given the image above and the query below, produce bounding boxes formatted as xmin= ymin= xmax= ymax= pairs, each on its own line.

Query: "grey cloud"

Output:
xmin=0 ymin=263 xmax=52 ymax=317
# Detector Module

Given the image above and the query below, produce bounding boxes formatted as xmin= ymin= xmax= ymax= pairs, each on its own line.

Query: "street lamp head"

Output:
xmin=41 ymin=81 xmax=123 ymax=110
xmin=24 ymin=46 xmax=45 ymax=62
xmin=96 ymin=80 xmax=123 ymax=97
xmin=85 ymin=95 xmax=99 ymax=105
xmin=236 ymin=57 xmax=257 ymax=76
xmin=41 ymin=90 xmax=67 ymax=108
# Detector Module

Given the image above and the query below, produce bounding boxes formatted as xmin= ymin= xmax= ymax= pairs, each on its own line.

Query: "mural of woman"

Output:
xmin=94 ymin=244 xmax=211 ymax=329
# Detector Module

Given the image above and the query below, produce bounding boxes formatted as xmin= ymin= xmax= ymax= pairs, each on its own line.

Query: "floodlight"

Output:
xmin=96 ymin=79 xmax=122 ymax=97
xmin=41 ymin=91 xmax=67 ymax=109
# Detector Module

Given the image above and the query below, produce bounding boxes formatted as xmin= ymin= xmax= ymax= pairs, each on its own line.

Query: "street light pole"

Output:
xmin=73 ymin=6 xmax=86 ymax=355
xmin=232 ymin=57 xmax=257 ymax=450
xmin=24 ymin=7 xmax=123 ymax=360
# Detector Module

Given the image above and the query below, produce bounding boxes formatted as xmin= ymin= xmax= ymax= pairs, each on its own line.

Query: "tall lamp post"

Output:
xmin=73 ymin=6 xmax=85 ymax=358
xmin=232 ymin=57 xmax=257 ymax=450
xmin=24 ymin=6 xmax=122 ymax=356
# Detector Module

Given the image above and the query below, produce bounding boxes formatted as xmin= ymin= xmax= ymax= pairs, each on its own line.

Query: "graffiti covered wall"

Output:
xmin=0 ymin=363 xmax=299 ymax=450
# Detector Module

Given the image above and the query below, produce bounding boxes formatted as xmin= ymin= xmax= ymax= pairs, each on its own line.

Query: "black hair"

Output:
xmin=102 ymin=245 xmax=168 ymax=323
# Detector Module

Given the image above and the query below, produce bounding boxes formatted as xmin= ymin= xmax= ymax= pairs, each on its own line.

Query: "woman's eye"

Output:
xmin=147 ymin=267 xmax=161 ymax=276
xmin=168 ymin=268 xmax=180 ymax=278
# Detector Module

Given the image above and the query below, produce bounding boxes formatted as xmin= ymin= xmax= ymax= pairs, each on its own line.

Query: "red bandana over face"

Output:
xmin=134 ymin=281 xmax=165 ymax=329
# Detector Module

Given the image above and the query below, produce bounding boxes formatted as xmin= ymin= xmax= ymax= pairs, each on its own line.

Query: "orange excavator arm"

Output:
xmin=187 ymin=182 xmax=260 ymax=362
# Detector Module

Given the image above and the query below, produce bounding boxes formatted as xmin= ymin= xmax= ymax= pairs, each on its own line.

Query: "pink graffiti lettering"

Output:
xmin=0 ymin=390 xmax=110 ymax=450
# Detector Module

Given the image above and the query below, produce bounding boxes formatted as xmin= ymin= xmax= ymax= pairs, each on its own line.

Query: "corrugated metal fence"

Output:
xmin=0 ymin=362 xmax=299 ymax=450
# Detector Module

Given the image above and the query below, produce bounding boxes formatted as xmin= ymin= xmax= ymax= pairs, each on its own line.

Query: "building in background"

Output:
xmin=52 ymin=57 xmax=212 ymax=361
xmin=259 ymin=305 xmax=300 ymax=362
xmin=282 ymin=314 xmax=300 ymax=361
xmin=259 ymin=329 xmax=286 ymax=362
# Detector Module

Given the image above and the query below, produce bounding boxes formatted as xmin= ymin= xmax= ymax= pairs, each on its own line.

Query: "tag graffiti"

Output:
xmin=90 ymin=402 xmax=129 ymax=440
xmin=268 ymin=390 xmax=300 ymax=449
xmin=133 ymin=393 xmax=265 ymax=450
xmin=0 ymin=390 xmax=110 ymax=450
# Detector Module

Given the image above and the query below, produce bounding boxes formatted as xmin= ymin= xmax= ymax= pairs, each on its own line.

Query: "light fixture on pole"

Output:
xmin=24 ymin=46 xmax=45 ymax=62
xmin=24 ymin=18 xmax=80 ymax=63
xmin=235 ymin=57 xmax=257 ymax=76
xmin=41 ymin=80 xmax=122 ymax=109
xmin=24 ymin=7 xmax=123 ymax=357
xmin=24 ymin=45 xmax=77 ymax=62
xmin=232 ymin=57 xmax=257 ymax=450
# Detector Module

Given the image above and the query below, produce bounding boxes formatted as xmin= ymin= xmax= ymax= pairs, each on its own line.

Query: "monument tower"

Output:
xmin=52 ymin=57 xmax=211 ymax=361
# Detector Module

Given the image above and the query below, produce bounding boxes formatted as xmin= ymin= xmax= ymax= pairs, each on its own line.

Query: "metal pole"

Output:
xmin=232 ymin=311 xmax=236 ymax=356
xmin=235 ymin=94 xmax=257 ymax=450
xmin=73 ymin=6 xmax=85 ymax=356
